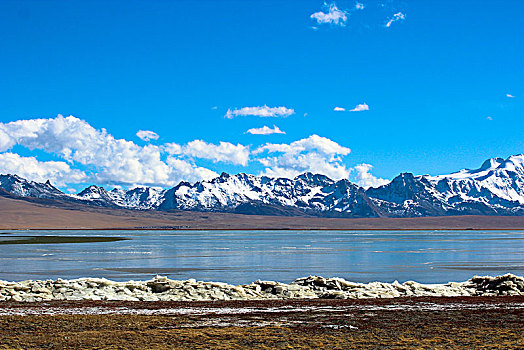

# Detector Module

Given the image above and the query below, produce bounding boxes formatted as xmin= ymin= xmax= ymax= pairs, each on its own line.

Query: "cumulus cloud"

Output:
xmin=506 ymin=94 xmax=515 ymax=98
xmin=310 ymin=3 xmax=348 ymax=26
xmin=0 ymin=152 xmax=86 ymax=186
xmin=0 ymin=128 xmax=16 ymax=152
xmin=0 ymin=116 xmax=385 ymax=189
xmin=355 ymin=2 xmax=364 ymax=10
xmin=254 ymin=135 xmax=351 ymax=180
xmin=166 ymin=140 xmax=250 ymax=166
xmin=136 ymin=130 xmax=159 ymax=141
xmin=225 ymin=106 xmax=295 ymax=119
xmin=162 ymin=142 xmax=182 ymax=155
xmin=385 ymin=12 xmax=406 ymax=27
xmin=486 ymin=116 xmax=493 ymax=121
xmin=349 ymin=103 xmax=369 ymax=112
xmin=166 ymin=157 xmax=218 ymax=182
xmin=353 ymin=163 xmax=389 ymax=189
xmin=334 ymin=107 xmax=346 ymax=112
xmin=0 ymin=115 xmax=216 ymax=187
xmin=246 ymin=125 xmax=286 ymax=135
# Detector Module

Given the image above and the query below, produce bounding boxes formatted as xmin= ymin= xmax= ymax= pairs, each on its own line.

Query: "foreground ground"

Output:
xmin=2 ymin=195 xmax=524 ymax=230
xmin=0 ymin=297 xmax=522 ymax=349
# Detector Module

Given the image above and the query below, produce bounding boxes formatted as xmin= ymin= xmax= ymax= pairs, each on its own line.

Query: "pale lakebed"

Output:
xmin=0 ymin=230 xmax=522 ymax=284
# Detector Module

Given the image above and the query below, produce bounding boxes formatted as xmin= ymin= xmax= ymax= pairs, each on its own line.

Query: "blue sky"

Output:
xmin=0 ymin=0 xmax=522 ymax=191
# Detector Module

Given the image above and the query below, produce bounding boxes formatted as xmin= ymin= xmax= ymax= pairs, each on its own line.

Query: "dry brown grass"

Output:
xmin=0 ymin=297 xmax=522 ymax=349
xmin=2 ymin=196 xmax=524 ymax=230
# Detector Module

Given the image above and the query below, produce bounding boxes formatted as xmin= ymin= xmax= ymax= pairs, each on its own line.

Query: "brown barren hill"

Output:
xmin=1 ymin=195 xmax=524 ymax=230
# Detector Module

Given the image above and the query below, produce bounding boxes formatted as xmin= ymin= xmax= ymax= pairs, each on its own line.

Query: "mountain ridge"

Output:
xmin=1 ymin=154 xmax=524 ymax=217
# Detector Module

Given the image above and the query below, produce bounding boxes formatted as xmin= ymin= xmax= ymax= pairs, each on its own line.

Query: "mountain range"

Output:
xmin=1 ymin=154 xmax=523 ymax=218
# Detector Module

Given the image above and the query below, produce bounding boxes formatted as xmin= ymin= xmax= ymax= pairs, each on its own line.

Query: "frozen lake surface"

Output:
xmin=0 ymin=230 xmax=522 ymax=284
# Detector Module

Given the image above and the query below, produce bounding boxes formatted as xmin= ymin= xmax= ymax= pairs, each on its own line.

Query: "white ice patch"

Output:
xmin=0 ymin=274 xmax=522 ymax=303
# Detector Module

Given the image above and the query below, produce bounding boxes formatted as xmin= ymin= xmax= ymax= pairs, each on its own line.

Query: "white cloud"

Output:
xmin=385 ymin=12 xmax=406 ymax=27
xmin=0 ymin=128 xmax=16 ymax=152
xmin=246 ymin=125 xmax=286 ymax=135
xmin=334 ymin=107 xmax=346 ymax=112
xmin=486 ymin=116 xmax=493 ymax=121
xmin=349 ymin=103 xmax=369 ymax=112
xmin=166 ymin=157 xmax=218 ymax=183
xmin=311 ymin=3 xmax=348 ymax=26
xmin=254 ymin=135 xmax=351 ymax=180
xmin=506 ymin=94 xmax=515 ymax=98
xmin=353 ymin=163 xmax=389 ymax=189
xmin=136 ymin=130 xmax=159 ymax=141
xmin=225 ymin=105 xmax=295 ymax=119
xmin=0 ymin=115 xmax=216 ymax=187
xmin=166 ymin=140 xmax=250 ymax=166
xmin=163 ymin=142 xmax=182 ymax=155
xmin=355 ymin=2 xmax=364 ymax=10
xmin=0 ymin=152 xmax=87 ymax=186
xmin=0 ymin=116 xmax=387 ymax=190
xmin=255 ymin=134 xmax=350 ymax=156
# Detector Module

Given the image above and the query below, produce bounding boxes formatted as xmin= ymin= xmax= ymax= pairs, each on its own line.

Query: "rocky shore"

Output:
xmin=1 ymin=273 xmax=523 ymax=302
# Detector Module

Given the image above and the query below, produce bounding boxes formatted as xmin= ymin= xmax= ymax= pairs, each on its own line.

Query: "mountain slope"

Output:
xmin=159 ymin=172 xmax=379 ymax=217
xmin=0 ymin=174 xmax=165 ymax=210
xmin=0 ymin=154 xmax=523 ymax=217
xmin=74 ymin=185 xmax=165 ymax=209
xmin=0 ymin=174 xmax=66 ymax=200
xmin=364 ymin=154 xmax=524 ymax=217
xmin=423 ymin=155 xmax=524 ymax=213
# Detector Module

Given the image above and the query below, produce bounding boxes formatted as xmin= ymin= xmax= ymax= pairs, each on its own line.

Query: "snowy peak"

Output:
xmin=420 ymin=155 xmax=524 ymax=208
xmin=364 ymin=173 xmax=447 ymax=217
xmin=428 ymin=155 xmax=524 ymax=182
xmin=75 ymin=185 xmax=165 ymax=209
xmin=479 ymin=157 xmax=504 ymax=171
xmin=0 ymin=174 xmax=65 ymax=199
xmin=160 ymin=172 xmax=376 ymax=217
xmin=0 ymin=154 xmax=523 ymax=217
xmin=119 ymin=186 xmax=166 ymax=209
xmin=78 ymin=185 xmax=109 ymax=198
xmin=0 ymin=175 xmax=165 ymax=210
xmin=74 ymin=185 xmax=121 ymax=207
xmin=294 ymin=172 xmax=333 ymax=186
xmin=497 ymin=154 xmax=524 ymax=173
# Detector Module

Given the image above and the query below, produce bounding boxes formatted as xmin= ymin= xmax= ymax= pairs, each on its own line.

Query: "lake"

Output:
xmin=0 ymin=230 xmax=522 ymax=284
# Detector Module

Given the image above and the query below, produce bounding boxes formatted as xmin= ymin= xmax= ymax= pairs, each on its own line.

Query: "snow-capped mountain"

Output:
xmin=424 ymin=155 xmax=524 ymax=208
xmin=159 ymin=172 xmax=378 ymax=217
xmin=73 ymin=185 xmax=165 ymax=209
xmin=113 ymin=186 xmax=166 ymax=210
xmin=0 ymin=174 xmax=66 ymax=200
xmin=367 ymin=154 xmax=524 ymax=217
xmin=0 ymin=174 xmax=165 ymax=210
xmin=1 ymin=154 xmax=523 ymax=217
